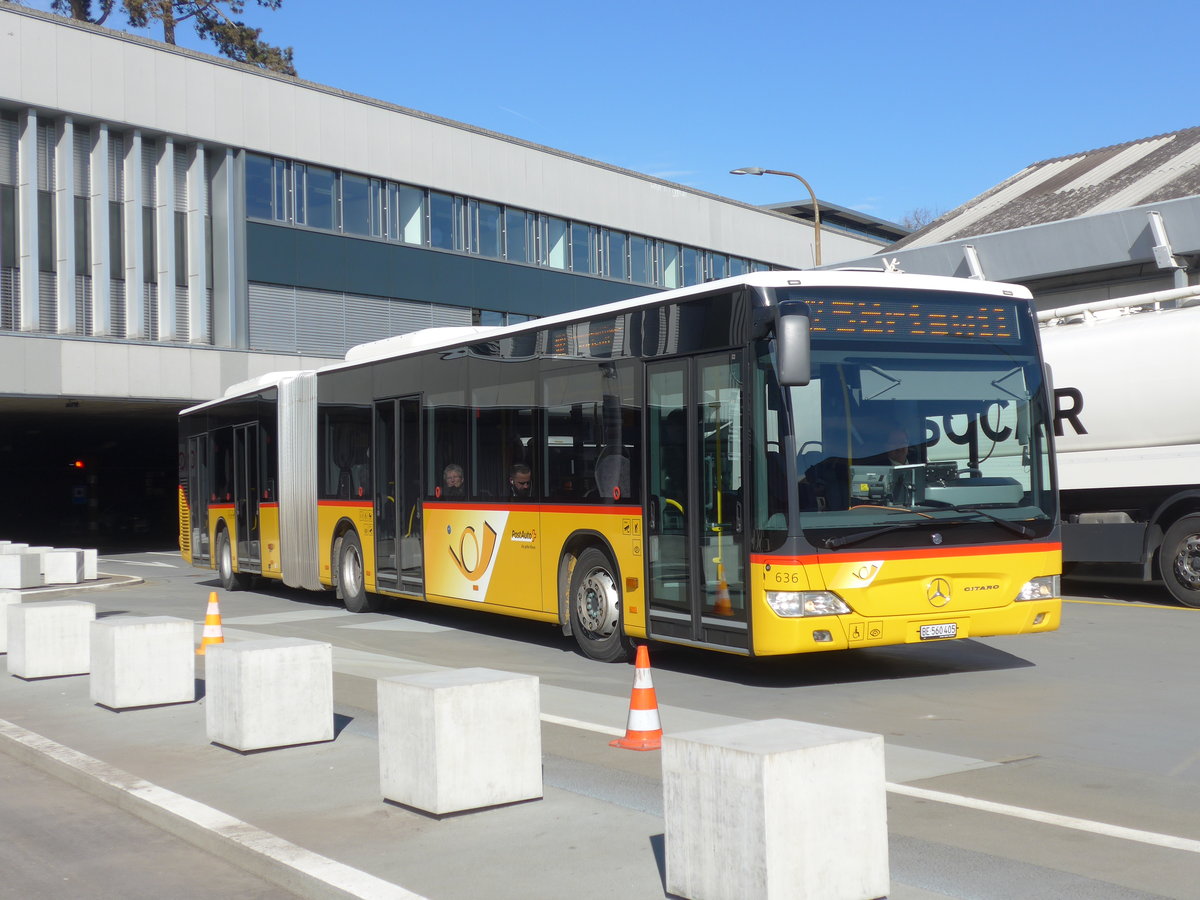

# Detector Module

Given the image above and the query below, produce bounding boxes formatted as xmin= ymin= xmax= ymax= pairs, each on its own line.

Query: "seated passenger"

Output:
xmin=441 ymin=463 xmax=465 ymax=498
xmin=508 ymin=462 xmax=532 ymax=499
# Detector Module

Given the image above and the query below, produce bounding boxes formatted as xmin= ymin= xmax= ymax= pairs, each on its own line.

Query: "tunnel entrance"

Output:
xmin=0 ymin=399 xmax=186 ymax=553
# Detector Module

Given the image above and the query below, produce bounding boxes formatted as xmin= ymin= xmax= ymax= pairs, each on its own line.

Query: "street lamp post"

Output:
xmin=730 ymin=167 xmax=822 ymax=267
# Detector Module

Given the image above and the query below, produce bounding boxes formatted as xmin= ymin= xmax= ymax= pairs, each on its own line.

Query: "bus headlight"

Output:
xmin=1015 ymin=575 xmax=1059 ymax=601
xmin=766 ymin=590 xmax=851 ymax=617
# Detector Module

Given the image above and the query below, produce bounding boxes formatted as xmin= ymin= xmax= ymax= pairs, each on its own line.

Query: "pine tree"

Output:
xmin=50 ymin=1 xmax=296 ymax=76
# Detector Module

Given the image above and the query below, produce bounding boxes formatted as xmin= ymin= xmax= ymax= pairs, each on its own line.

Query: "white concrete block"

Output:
xmin=0 ymin=553 xmax=41 ymax=589
xmin=663 ymin=718 xmax=889 ymax=900
xmin=43 ymin=549 xmax=85 ymax=585
xmin=0 ymin=543 xmax=30 ymax=553
xmin=378 ymin=668 xmax=542 ymax=815
xmin=0 ymin=592 xmax=21 ymax=653
xmin=205 ymin=638 xmax=333 ymax=751
xmin=61 ymin=549 xmax=99 ymax=580
xmin=90 ymin=616 xmax=195 ymax=709
xmin=7 ymin=601 xmax=97 ymax=679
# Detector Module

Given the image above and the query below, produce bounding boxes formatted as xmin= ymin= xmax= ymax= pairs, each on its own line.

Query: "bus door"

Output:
xmin=233 ymin=422 xmax=260 ymax=572
xmin=186 ymin=434 xmax=210 ymax=564
xmin=646 ymin=354 xmax=748 ymax=650
xmin=374 ymin=396 xmax=424 ymax=594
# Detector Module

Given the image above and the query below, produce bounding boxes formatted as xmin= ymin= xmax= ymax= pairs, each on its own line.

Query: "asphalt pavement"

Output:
xmin=0 ymin=562 xmax=1181 ymax=900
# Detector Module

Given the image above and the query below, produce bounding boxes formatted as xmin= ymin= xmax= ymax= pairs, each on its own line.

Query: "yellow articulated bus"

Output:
xmin=179 ymin=270 xmax=1061 ymax=661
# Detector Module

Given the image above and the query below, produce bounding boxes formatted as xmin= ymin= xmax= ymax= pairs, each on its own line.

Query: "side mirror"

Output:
xmin=775 ymin=301 xmax=811 ymax=387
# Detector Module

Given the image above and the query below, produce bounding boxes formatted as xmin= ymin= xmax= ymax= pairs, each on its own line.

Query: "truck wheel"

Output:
xmin=216 ymin=529 xmax=248 ymax=592
xmin=569 ymin=548 xmax=633 ymax=662
xmin=1159 ymin=515 xmax=1200 ymax=608
xmin=337 ymin=531 xmax=379 ymax=613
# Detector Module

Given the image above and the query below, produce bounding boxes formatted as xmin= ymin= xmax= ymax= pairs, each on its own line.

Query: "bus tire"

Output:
xmin=569 ymin=547 xmax=632 ymax=662
xmin=216 ymin=528 xmax=248 ymax=592
xmin=1159 ymin=515 xmax=1200 ymax=608
xmin=336 ymin=530 xmax=378 ymax=613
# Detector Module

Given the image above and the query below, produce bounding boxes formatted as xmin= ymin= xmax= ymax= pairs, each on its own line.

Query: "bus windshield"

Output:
xmin=754 ymin=290 xmax=1056 ymax=548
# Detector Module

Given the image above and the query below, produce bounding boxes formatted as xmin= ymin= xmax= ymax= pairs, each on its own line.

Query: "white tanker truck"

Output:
xmin=1040 ymin=286 xmax=1200 ymax=606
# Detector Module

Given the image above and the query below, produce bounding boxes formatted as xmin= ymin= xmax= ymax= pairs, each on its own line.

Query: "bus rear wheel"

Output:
xmin=569 ymin=548 xmax=632 ymax=662
xmin=336 ymin=531 xmax=378 ymax=613
xmin=1160 ymin=515 xmax=1200 ymax=608
xmin=216 ymin=529 xmax=249 ymax=592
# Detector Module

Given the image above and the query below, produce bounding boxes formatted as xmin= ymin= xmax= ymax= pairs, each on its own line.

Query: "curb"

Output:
xmin=0 ymin=718 xmax=424 ymax=900
xmin=13 ymin=573 xmax=144 ymax=600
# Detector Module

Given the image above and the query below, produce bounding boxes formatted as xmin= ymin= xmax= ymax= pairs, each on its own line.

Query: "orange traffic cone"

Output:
xmin=196 ymin=591 xmax=225 ymax=655
xmin=610 ymin=644 xmax=663 ymax=751
xmin=713 ymin=564 xmax=733 ymax=617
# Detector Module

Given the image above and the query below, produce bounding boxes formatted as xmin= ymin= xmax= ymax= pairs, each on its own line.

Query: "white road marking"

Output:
xmin=221 ymin=610 xmax=351 ymax=625
xmin=98 ymin=560 xmax=176 ymax=568
xmin=192 ymin=617 xmax=1200 ymax=856
xmin=541 ymin=713 xmax=624 ymax=737
xmin=886 ymin=782 xmax=1200 ymax=853
xmin=0 ymin=719 xmax=425 ymax=899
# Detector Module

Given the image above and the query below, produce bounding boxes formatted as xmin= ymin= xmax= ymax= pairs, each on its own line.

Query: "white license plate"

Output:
xmin=919 ymin=623 xmax=957 ymax=640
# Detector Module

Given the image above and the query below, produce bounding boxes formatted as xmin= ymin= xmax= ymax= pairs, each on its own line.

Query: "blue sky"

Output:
xmin=22 ymin=0 xmax=1200 ymax=226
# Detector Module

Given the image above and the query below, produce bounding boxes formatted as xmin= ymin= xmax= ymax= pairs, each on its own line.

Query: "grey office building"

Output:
xmin=0 ymin=4 xmax=891 ymax=545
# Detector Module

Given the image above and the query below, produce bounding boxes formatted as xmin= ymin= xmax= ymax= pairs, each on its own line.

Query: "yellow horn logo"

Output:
xmin=448 ymin=521 xmax=498 ymax=580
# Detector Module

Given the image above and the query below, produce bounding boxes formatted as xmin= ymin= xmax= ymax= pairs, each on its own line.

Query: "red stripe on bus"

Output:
xmin=423 ymin=502 xmax=639 ymax=515
xmin=751 ymin=542 xmax=1062 ymax=567
xmin=317 ymin=500 xmax=373 ymax=508
xmin=208 ymin=503 xmax=235 ymax=510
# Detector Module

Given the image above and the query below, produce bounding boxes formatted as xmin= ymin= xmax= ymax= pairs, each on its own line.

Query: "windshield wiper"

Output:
xmin=920 ymin=501 xmax=1037 ymax=539
xmin=823 ymin=521 xmax=928 ymax=550
xmin=822 ymin=505 xmax=1038 ymax=550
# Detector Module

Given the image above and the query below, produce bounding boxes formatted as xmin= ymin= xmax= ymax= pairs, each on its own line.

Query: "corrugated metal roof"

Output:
xmin=891 ymin=126 xmax=1200 ymax=250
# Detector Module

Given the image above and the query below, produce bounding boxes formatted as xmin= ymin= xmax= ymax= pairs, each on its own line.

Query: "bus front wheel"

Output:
xmin=336 ymin=531 xmax=378 ymax=613
xmin=1160 ymin=515 xmax=1200 ymax=608
xmin=216 ymin=529 xmax=248 ymax=592
xmin=569 ymin=548 xmax=632 ymax=662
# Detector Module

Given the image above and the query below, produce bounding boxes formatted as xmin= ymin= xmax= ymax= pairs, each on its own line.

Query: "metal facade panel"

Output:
xmin=72 ymin=125 xmax=90 ymax=196
xmin=247 ymin=281 xmax=297 ymax=351
xmin=343 ymin=291 xmax=391 ymax=350
xmin=0 ymin=115 xmax=15 ymax=185
xmin=295 ymin=286 xmax=344 ymax=355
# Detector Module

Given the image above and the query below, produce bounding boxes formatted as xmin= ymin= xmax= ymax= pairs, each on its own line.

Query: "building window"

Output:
xmin=605 ymin=229 xmax=628 ymax=280
xmin=505 ymin=208 xmax=534 ymax=264
xmin=306 ymin=166 xmax=335 ymax=230
xmin=630 ymin=235 xmax=652 ymax=285
xmin=429 ymin=191 xmax=462 ymax=250
xmin=682 ymin=246 xmax=703 ymax=286
xmin=293 ymin=163 xmax=307 ymax=225
xmin=540 ymin=216 xmax=567 ymax=270
xmin=239 ymin=150 xmax=777 ymax=282
xmin=341 ymin=173 xmax=371 ymax=236
xmin=570 ymin=222 xmax=598 ymax=274
xmin=472 ymin=200 xmax=501 ymax=258
xmin=245 ymin=153 xmax=273 ymax=219
xmin=272 ymin=158 xmax=289 ymax=222
xmin=657 ymin=241 xmax=679 ymax=288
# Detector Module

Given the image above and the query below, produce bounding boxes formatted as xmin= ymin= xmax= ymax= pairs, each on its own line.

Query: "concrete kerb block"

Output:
xmin=43 ymin=549 xmax=85 ymax=585
xmin=61 ymin=548 xmax=99 ymax=581
xmin=0 ymin=553 xmax=41 ymax=590
xmin=205 ymin=638 xmax=333 ymax=752
xmin=0 ymin=591 xmax=21 ymax=653
xmin=90 ymin=616 xmax=196 ymax=709
xmin=7 ymin=600 xmax=97 ymax=679
xmin=663 ymin=718 xmax=890 ymax=900
xmin=378 ymin=667 xmax=542 ymax=815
